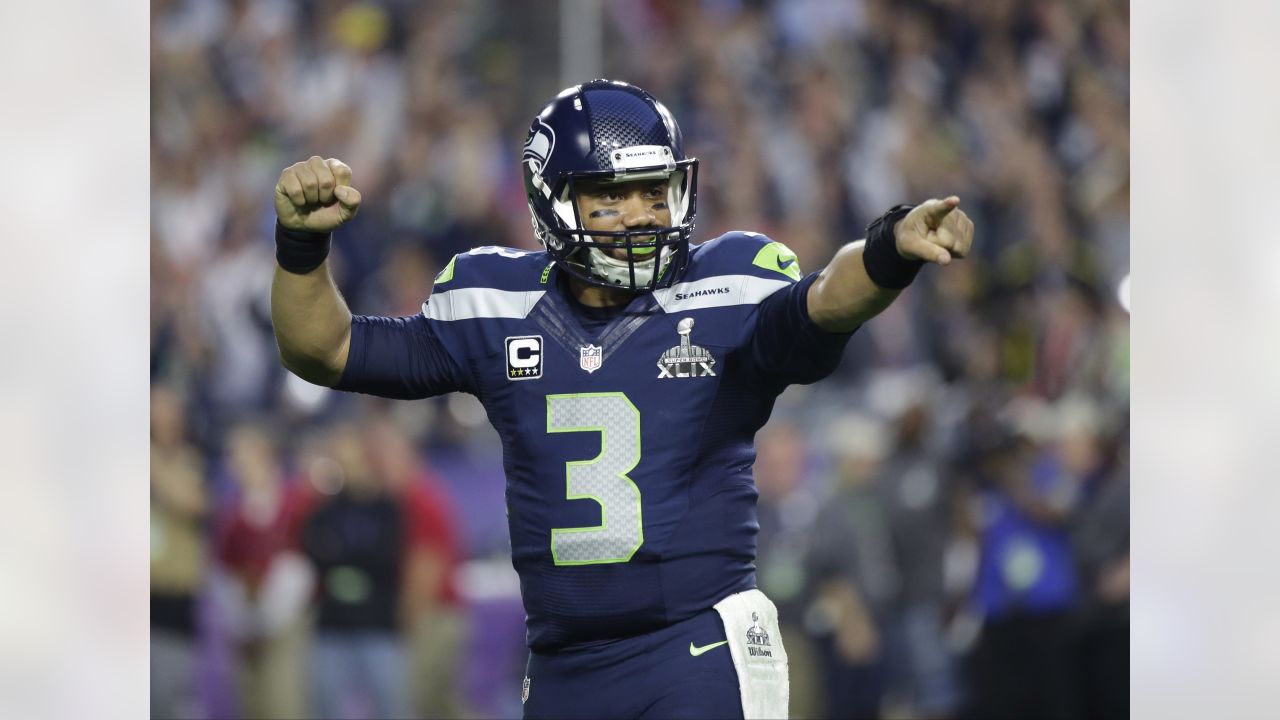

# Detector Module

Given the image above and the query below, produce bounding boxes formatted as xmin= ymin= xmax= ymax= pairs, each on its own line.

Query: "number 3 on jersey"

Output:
xmin=547 ymin=393 xmax=643 ymax=565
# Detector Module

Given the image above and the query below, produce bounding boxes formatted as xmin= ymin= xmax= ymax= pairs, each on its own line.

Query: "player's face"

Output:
xmin=574 ymin=178 xmax=672 ymax=260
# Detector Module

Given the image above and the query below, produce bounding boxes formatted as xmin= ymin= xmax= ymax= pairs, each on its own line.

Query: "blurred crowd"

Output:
xmin=151 ymin=0 xmax=1129 ymax=718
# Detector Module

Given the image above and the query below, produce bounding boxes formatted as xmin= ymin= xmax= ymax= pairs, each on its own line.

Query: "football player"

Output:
xmin=270 ymin=79 xmax=973 ymax=719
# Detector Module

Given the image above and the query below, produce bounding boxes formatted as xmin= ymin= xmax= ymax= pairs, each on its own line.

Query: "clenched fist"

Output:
xmin=274 ymin=156 xmax=362 ymax=234
xmin=893 ymin=196 xmax=974 ymax=266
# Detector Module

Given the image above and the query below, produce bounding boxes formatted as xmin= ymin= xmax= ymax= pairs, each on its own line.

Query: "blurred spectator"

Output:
xmin=1070 ymin=422 xmax=1129 ymax=720
xmin=300 ymin=422 xmax=412 ymax=719
xmin=963 ymin=397 xmax=1107 ymax=720
xmin=150 ymin=385 xmax=208 ymax=720
xmin=197 ymin=200 xmax=278 ymax=426
xmin=754 ymin=420 xmax=824 ymax=719
xmin=808 ymin=411 xmax=894 ymax=719
xmin=212 ymin=422 xmax=315 ymax=719
xmin=803 ymin=383 xmax=974 ymax=720
xmin=361 ymin=413 xmax=469 ymax=719
xmin=876 ymin=378 xmax=964 ymax=718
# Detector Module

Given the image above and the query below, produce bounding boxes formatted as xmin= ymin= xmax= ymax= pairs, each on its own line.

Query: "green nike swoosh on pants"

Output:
xmin=689 ymin=640 xmax=729 ymax=656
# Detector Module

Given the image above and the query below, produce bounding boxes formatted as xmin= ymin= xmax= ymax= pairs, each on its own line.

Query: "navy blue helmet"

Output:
xmin=522 ymin=79 xmax=699 ymax=292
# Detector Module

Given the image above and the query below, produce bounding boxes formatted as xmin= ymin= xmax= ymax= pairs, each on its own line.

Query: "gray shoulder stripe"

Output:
xmin=653 ymin=274 xmax=791 ymax=313
xmin=421 ymin=288 xmax=546 ymax=321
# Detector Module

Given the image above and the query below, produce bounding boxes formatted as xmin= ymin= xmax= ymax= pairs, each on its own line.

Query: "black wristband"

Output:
xmin=861 ymin=204 xmax=923 ymax=289
xmin=275 ymin=222 xmax=332 ymax=275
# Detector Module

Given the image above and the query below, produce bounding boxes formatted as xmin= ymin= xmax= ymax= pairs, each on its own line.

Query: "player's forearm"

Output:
xmin=806 ymin=240 xmax=902 ymax=333
xmin=270 ymin=261 xmax=352 ymax=387
xmin=270 ymin=156 xmax=363 ymax=386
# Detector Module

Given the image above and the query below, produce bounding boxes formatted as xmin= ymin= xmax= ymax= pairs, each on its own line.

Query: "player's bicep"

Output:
xmin=748 ymin=272 xmax=856 ymax=385
xmin=336 ymin=314 xmax=471 ymax=399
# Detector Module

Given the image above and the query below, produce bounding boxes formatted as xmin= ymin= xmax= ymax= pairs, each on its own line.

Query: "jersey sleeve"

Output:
xmin=747 ymin=270 xmax=857 ymax=385
xmin=335 ymin=314 xmax=473 ymax=399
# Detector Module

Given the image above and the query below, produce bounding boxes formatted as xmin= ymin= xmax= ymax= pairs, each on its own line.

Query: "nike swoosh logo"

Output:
xmin=689 ymin=640 xmax=729 ymax=657
xmin=777 ymin=257 xmax=796 ymax=269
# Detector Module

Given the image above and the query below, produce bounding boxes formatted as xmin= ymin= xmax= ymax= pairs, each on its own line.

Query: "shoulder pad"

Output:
xmin=653 ymin=232 xmax=800 ymax=313
xmin=686 ymin=231 xmax=803 ymax=283
xmin=432 ymin=246 xmax=553 ymax=293
xmin=421 ymin=246 xmax=552 ymax=323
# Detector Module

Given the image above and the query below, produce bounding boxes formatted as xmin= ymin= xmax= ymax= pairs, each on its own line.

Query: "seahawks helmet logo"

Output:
xmin=523 ymin=119 xmax=556 ymax=197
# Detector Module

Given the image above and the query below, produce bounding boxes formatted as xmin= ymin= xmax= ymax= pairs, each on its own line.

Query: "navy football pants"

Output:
xmin=522 ymin=607 xmax=744 ymax=719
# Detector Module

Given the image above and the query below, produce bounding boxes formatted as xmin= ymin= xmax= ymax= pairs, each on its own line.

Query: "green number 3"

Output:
xmin=547 ymin=393 xmax=644 ymax=565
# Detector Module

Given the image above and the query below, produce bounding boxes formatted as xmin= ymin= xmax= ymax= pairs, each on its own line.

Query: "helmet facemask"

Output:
xmin=530 ymin=157 xmax=698 ymax=292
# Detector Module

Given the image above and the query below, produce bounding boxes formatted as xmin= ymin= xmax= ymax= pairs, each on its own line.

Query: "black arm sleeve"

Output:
xmin=748 ymin=271 xmax=857 ymax=385
xmin=335 ymin=314 xmax=472 ymax=399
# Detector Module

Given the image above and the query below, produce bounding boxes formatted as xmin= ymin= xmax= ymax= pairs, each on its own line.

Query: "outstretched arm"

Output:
xmin=807 ymin=197 xmax=974 ymax=333
xmin=270 ymin=156 xmax=363 ymax=386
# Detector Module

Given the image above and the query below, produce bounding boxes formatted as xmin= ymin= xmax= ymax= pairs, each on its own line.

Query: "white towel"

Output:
xmin=713 ymin=589 xmax=790 ymax=719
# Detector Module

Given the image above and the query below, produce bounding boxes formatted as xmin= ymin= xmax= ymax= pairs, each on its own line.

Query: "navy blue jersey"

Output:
xmin=338 ymin=232 xmax=855 ymax=651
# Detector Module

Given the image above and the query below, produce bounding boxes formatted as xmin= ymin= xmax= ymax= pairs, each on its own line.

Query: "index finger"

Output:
xmin=326 ymin=158 xmax=353 ymax=187
xmin=917 ymin=196 xmax=961 ymax=226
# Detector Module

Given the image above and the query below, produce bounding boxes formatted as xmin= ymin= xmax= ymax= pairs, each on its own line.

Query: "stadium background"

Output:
xmin=149 ymin=1 xmax=1128 ymax=718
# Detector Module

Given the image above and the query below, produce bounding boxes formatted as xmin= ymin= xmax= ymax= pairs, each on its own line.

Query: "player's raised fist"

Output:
xmin=893 ymin=196 xmax=974 ymax=266
xmin=274 ymin=156 xmax=362 ymax=233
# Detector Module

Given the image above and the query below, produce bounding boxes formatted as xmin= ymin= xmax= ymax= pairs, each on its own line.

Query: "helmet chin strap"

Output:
xmin=582 ymin=245 xmax=658 ymax=287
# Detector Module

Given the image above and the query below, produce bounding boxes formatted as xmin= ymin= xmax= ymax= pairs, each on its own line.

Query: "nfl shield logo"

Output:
xmin=522 ymin=677 xmax=531 ymax=704
xmin=579 ymin=344 xmax=603 ymax=373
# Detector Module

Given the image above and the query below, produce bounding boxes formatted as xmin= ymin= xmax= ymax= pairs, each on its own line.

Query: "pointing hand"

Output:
xmin=893 ymin=196 xmax=974 ymax=266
